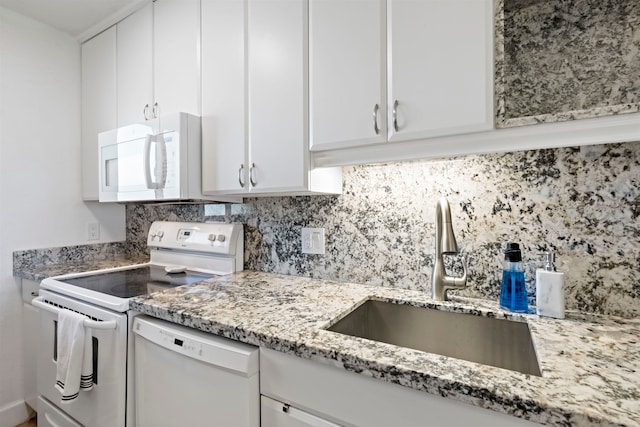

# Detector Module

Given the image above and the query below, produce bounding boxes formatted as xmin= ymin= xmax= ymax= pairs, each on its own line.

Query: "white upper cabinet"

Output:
xmin=247 ymin=0 xmax=307 ymax=192
xmin=309 ymin=0 xmax=387 ymax=151
xmin=309 ymin=0 xmax=493 ymax=151
xmin=388 ymin=0 xmax=493 ymax=143
xmin=153 ymin=0 xmax=201 ymax=118
xmin=117 ymin=0 xmax=200 ymax=127
xmin=116 ymin=3 xmax=153 ymax=126
xmin=201 ymin=0 xmax=247 ymax=195
xmin=81 ymin=27 xmax=117 ymax=201
xmin=201 ymin=0 xmax=342 ymax=196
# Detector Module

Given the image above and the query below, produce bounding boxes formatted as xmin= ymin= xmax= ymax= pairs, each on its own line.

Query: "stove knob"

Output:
xmin=217 ymin=234 xmax=226 ymax=242
xmin=208 ymin=233 xmax=216 ymax=242
xmin=157 ymin=230 xmax=164 ymax=241
xmin=149 ymin=232 xmax=157 ymax=241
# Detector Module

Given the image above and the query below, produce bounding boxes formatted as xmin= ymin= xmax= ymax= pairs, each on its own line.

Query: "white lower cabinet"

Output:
xmin=260 ymin=348 xmax=541 ymax=427
xmin=22 ymin=279 xmax=40 ymax=412
xmin=262 ymin=396 xmax=341 ymax=427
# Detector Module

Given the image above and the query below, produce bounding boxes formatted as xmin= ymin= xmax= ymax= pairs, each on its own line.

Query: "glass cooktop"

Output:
xmin=61 ymin=265 xmax=215 ymax=298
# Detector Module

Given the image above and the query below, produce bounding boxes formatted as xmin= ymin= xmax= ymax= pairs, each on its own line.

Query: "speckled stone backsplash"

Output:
xmin=127 ymin=141 xmax=640 ymax=318
xmin=497 ymin=0 xmax=640 ymax=125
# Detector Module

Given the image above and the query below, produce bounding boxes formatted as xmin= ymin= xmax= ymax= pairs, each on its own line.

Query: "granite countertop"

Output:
xmin=14 ymin=254 xmax=149 ymax=282
xmin=130 ymin=271 xmax=640 ymax=427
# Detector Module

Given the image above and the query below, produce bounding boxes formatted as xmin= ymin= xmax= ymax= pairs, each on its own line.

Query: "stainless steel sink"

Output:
xmin=327 ymin=300 xmax=541 ymax=376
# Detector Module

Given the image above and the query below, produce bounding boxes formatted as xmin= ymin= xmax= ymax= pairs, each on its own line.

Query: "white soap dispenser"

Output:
xmin=535 ymin=251 xmax=565 ymax=319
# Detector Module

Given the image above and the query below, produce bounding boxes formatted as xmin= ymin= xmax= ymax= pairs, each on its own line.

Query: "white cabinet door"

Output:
xmin=388 ymin=0 xmax=493 ymax=142
xmin=201 ymin=0 xmax=342 ymax=196
xmin=23 ymin=302 xmax=39 ymax=410
xmin=261 ymin=396 xmax=341 ymax=427
xmin=22 ymin=278 xmax=40 ymax=411
xmin=116 ymin=3 xmax=153 ymax=126
xmin=247 ymin=0 xmax=307 ymax=192
xmin=201 ymin=0 xmax=249 ymax=195
xmin=154 ymin=0 xmax=201 ymax=117
xmin=309 ymin=0 xmax=386 ymax=151
xmin=81 ymin=26 xmax=116 ymax=201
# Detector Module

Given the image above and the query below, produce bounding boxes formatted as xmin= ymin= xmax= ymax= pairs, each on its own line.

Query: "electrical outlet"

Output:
xmin=88 ymin=223 xmax=100 ymax=240
xmin=301 ymin=227 xmax=325 ymax=255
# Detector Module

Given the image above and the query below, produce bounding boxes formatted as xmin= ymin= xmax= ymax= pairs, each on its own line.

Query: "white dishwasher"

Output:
xmin=133 ymin=315 xmax=260 ymax=427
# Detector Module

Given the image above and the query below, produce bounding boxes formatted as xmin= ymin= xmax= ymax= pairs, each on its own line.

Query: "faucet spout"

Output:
xmin=431 ymin=197 xmax=467 ymax=301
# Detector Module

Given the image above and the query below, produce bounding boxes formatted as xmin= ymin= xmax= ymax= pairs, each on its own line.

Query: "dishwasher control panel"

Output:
xmin=133 ymin=315 xmax=259 ymax=376
xmin=166 ymin=331 xmax=204 ymax=356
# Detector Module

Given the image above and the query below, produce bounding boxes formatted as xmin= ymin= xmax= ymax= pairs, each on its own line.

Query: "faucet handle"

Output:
xmin=455 ymin=254 xmax=469 ymax=287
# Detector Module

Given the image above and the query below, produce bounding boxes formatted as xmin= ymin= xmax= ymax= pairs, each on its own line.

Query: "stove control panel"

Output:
xmin=147 ymin=221 xmax=243 ymax=255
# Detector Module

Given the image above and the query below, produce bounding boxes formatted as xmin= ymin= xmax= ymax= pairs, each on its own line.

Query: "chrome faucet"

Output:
xmin=431 ymin=197 xmax=468 ymax=301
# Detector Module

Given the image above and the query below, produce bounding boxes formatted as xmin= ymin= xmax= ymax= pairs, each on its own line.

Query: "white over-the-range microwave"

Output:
xmin=98 ymin=112 xmax=239 ymax=203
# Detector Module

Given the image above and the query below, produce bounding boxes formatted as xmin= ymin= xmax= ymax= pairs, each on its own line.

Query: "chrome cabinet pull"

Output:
xmin=249 ymin=163 xmax=257 ymax=187
xmin=238 ymin=164 xmax=246 ymax=188
xmin=152 ymin=102 xmax=159 ymax=118
xmin=373 ymin=104 xmax=380 ymax=135
xmin=143 ymin=103 xmax=150 ymax=120
xmin=392 ymin=100 xmax=399 ymax=132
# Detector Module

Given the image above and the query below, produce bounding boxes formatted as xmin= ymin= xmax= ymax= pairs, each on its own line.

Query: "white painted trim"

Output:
xmin=77 ymin=0 xmax=152 ymax=43
xmin=0 ymin=399 xmax=33 ymax=427
xmin=313 ymin=112 xmax=640 ymax=167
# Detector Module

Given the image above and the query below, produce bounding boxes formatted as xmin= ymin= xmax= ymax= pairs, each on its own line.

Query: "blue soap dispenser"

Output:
xmin=499 ymin=243 xmax=528 ymax=312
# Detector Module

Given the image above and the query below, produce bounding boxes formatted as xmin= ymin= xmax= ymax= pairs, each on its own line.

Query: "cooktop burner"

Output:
xmin=61 ymin=265 xmax=215 ymax=298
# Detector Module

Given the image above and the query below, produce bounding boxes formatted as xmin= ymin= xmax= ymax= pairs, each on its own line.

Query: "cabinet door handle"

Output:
xmin=238 ymin=164 xmax=246 ymax=188
xmin=392 ymin=100 xmax=399 ymax=132
xmin=143 ymin=103 xmax=150 ymax=121
xmin=152 ymin=102 xmax=159 ymax=118
xmin=249 ymin=163 xmax=257 ymax=187
xmin=373 ymin=104 xmax=380 ymax=135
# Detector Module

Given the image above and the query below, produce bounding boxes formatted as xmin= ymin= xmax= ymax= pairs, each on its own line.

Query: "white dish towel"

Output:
xmin=55 ymin=309 xmax=94 ymax=403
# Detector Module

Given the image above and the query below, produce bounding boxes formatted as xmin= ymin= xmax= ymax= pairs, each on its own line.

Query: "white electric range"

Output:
xmin=32 ymin=221 xmax=244 ymax=427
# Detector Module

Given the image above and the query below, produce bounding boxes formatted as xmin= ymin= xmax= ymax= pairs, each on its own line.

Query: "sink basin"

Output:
xmin=326 ymin=300 xmax=541 ymax=376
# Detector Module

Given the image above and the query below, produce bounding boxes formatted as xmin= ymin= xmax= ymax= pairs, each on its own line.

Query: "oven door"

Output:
xmin=36 ymin=290 xmax=128 ymax=427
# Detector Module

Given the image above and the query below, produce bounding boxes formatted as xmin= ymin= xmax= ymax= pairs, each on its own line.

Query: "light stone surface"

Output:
xmin=130 ymin=271 xmax=640 ymax=427
xmin=496 ymin=0 xmax=640 ymax=127
xmin=17 ymin=142 xmax=640 ymax=319
xmin=128 ymin=142 xmax=640 ymax=319
xmin=12 ymin=242 xmax=146 ymax=282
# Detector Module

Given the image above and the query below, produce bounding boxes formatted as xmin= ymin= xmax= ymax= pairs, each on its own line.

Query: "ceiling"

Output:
xmin=0 ymin=0 xmax=147 ymax=41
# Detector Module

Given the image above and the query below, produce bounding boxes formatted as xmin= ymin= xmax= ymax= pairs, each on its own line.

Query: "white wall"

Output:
xmin=0 ymin=7 xmax=126 ymax=425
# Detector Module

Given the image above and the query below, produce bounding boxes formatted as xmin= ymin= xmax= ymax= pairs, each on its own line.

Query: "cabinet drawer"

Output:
xmin=260 ymin=348 xmax=539 ymax=427
xmin=38 ymin=396 xmax=83 ymax=427
xmin=261 ymin=396 xmax=341 ymax=427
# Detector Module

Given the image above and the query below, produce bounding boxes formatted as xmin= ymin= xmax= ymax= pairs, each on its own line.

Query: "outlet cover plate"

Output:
xmin=301 ymin=227 xmax=325 ymax=255
xmin=88 ymin=223 xmax=100 ymax=240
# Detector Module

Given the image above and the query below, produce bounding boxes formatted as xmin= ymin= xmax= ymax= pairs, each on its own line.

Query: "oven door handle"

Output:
xmin=32 ymin=297 xmax=118 ymax=330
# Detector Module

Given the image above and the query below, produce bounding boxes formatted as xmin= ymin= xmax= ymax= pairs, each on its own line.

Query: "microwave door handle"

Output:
xmin=157 ymin=133 xmax=167 ymax=189
xmin=144 ymin=134 xmax=167 ymax=190
xmin=144 ymin=134 xmax=155 ymax=189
